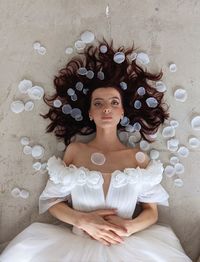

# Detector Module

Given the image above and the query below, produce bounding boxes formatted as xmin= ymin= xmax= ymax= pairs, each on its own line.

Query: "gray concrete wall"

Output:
xmin=0 ymin=1 xmax=200 ymax=261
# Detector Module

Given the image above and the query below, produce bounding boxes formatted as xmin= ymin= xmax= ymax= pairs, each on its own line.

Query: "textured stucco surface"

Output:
xmin=0 ymin=0 xmax=200 ymax=261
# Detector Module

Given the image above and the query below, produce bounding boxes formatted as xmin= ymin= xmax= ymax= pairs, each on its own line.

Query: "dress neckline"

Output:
xmin=64 ymin=159 xmax=156 ymax=175
xmin=48 ymin=156 xmax=163 ymax=203
xmin=63 ymin=160 xmax=158 ymax=202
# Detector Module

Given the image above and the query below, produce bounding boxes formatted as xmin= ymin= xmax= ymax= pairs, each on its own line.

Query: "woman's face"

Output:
xmin=89 ymin=87 xmax=124 ymax=128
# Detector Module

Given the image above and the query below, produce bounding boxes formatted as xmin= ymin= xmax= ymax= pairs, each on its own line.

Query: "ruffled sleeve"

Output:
xmin=39 ymin=156 xmax=76 ymax=214
xmin=137 ymin=160 xmax=169 ymax=206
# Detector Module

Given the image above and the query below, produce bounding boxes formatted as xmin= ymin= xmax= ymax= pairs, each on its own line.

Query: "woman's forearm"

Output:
xmin=129 ymin=207 xmax=158 ymax=235
xmin=49 ymin=203 xmax=157 ymax=236
xmin=48 ymin=202 xmax=84 ymax=227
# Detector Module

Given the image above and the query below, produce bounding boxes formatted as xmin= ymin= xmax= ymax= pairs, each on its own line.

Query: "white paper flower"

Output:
xmin=112 ymin=171 xmax=127 ymax=188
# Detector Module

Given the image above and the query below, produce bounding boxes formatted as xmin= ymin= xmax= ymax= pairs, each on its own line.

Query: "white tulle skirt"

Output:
xmin=0 ymin=222 xmax=192 ymax=262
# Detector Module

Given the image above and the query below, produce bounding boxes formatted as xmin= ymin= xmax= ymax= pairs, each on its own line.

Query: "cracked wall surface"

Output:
xmin=0 ymin=0 xmax=200 ymax=261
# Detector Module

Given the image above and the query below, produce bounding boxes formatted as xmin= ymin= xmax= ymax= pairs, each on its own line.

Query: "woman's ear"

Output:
xmin=88 ymin=112 xmax=93 ymax=120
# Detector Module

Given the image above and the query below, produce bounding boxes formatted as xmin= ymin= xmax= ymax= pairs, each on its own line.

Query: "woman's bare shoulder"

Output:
xmin=67 ymin=141 xmax=86 ymax=150
xmin=63 ymin=142 xmax=86 ymax=165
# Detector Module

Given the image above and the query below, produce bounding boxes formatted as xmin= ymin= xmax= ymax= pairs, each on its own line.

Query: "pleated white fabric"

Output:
xmin=0 ymin=156 xmax=192 ymax=262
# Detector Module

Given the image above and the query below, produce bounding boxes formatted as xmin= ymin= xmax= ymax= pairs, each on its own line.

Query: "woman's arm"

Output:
xmin=49 ymin=203 xmax=158 ymax=235
xmin=128 ymin=203 xmax=158 ymax=234
xmin=128 ymin=150 xmax=158 ymax=233
xmin=48 ymin=142 xmax=83 ymax=226
xmin=49 ymin=202 xmax=84 ymax=226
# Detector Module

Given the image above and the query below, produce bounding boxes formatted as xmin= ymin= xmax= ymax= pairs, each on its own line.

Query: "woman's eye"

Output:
xmin=94 ymin=102 xmax=102 ymax=106
xmin=93 ymin=101 xmax=119 ymax=106
xmin=112 ymin=101 xmax=119 ymax=105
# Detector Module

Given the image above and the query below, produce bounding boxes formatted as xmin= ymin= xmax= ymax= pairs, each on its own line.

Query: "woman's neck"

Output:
xmin=88 ymin=127 xmax=126 ymax=152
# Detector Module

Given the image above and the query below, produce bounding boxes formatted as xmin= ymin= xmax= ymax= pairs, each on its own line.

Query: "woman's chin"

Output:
xmin=96 ymin=121 xmax=118 ymax=128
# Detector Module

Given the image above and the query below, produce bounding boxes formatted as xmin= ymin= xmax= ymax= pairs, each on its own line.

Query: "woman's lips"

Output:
xmin=101 ymin=116 xmax=112 ymax=119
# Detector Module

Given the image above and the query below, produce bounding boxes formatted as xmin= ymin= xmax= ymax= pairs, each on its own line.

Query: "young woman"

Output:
xmin=1 ymin=40 xmax=192 ymax=261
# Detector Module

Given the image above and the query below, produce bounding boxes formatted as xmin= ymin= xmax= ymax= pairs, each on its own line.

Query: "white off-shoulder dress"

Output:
xmin=0 ymin=156 xmax=192 ymax=262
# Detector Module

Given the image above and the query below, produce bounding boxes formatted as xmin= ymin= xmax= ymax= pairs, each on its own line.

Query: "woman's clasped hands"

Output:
xmin=78 ymin=208 xmax=133 ymax=246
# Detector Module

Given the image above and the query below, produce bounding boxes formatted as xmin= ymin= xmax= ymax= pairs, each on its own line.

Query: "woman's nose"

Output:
xmin=103 ymin=108 xmax=111 ymax=114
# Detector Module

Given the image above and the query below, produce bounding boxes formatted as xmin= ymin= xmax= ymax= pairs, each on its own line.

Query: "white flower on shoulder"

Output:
xmin=87 ymin=172 xmax=104 ymax=189
xmin=47 ymin=157 xmax=104 ymax=189
xmin=47 ymin=156 xmax=75 ymax=185
xmin=76 ymin=170 xmax=87 ymax=185
xmin=112 ymin=171 xmax=127 ymax=188
xmin=112 ymin=168 xmax=140 ymax=188
xmin=125 ymin=169 xmax=139 ymax=184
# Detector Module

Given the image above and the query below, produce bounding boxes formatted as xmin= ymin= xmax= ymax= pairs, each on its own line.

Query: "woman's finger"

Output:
xmin=102 ymin=235 xmax=121 ymax=245
xmin=99 ymin=238 xmax=110 ymax=246
xmin=89 ymin=234 xmax=110 ymax=246
xmin=102 ymin=230 xmax=124 ymax=243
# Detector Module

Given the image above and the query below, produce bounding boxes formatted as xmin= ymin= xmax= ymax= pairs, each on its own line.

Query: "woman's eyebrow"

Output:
xmin=93 ymin=96 xmax=120 ymax=101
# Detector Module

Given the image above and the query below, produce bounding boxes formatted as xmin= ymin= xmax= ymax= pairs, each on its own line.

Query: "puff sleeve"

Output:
xmin=39 ymin=156 xmax=76 ymax=214
xmin=137 ymin=160 xmax=169 ymax=206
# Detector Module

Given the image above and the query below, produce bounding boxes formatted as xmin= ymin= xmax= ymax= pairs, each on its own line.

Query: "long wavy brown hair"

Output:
xmin=41 ymin=39 xmax=169 ymax=146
